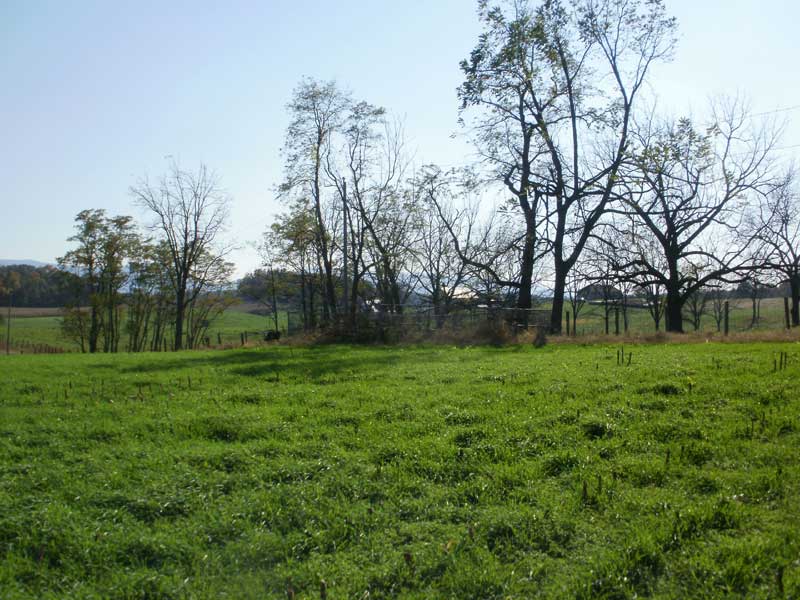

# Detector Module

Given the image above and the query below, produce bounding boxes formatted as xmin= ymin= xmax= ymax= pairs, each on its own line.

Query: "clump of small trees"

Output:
xmin=59 ymin=162 xmax=234 ymax=353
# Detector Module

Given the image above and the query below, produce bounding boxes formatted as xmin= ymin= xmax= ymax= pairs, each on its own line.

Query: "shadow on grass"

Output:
xmin=118 ymin=344 xmax=474 ymax=381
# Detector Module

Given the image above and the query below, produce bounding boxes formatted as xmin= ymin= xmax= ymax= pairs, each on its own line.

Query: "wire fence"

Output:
xmin=2 ymin=296 xmax=796 ymax=353
xmin=565 ymin=296 xmax=794 ymax=337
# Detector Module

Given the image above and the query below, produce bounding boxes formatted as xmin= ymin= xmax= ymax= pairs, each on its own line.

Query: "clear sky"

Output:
xmin=1 ymin=0 xmax=798 ymax=275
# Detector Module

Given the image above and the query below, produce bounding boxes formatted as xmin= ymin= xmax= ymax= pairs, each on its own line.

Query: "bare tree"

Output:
xmin=616 ymin=102 xmax=779 ymax=332
xmin=126 ymin=241 xmax=174 ymax=352
xmin=707 ymin=285 xmax=728 ymax=333
xmin=684 ymin=287 xmax=709 ymax=332
xmin=408 ymin=180 xmax=470 ymax=326
xmin=563 ymin=262 xmax=589 ymax=335
xmin=131 ymin=161 xmax=232 ymax=351
xmin=459 ymin=0 xmax=677 ymax=333
xmin=332 ymin=109 xmax=411 ymax=315
xmin=422 ymin=165 xmax=546 ymax=309
xmin=747 ymin=170 xmax=800 ymax=326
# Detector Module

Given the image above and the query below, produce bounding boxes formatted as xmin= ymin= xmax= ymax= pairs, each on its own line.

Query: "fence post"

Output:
xmin=240 ymin=332 xmax=245 ymax=346
xmin=217 ymin=332 xmax=222 ymax=346
xmin=784 ymin=297 xmax=791 ymax=330
xmin=565 ymin=311 xmax=570 ymax=336
xmin=723 ymin=301 xmax=729 ymax=336
xmin=614 ymin=306 xmax=620 ymax=335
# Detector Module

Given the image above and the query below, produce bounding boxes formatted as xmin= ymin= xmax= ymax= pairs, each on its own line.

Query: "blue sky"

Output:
xmin=1 ymin=0 xmax=798 ymax=275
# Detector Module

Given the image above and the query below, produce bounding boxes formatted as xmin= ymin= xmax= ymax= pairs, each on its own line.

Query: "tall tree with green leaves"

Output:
xmin=59 ymin=210 xmax=137 ymax=352
xmin=280 ymin=79 xmax=351 ymax=323
xmin=459 ymin=0 xmax=677 ymax=332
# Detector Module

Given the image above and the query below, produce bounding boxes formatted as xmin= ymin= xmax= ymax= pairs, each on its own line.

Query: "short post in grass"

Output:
xmin=723 ymin=301 xmax=730 ymax=336
xmin=217 ymin=332 xmax=222 ymax=346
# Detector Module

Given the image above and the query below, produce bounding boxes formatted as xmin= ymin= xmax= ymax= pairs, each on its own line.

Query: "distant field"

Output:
xmin=1 ymin=305 xmax=280 ymax=352
xmin=1 ymin=307 xmax=64 ymax=318
xmin=0 ymin=343 xmax=797 ymax=598
xmin=539 ymin=296 xmax=791 ymax=335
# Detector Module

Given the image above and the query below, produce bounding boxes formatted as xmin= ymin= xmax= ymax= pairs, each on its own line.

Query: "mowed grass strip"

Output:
xmin=0 ymin=343 xmax=798 ymax=599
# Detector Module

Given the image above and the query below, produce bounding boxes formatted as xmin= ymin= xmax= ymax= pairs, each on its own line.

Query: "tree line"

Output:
xmin=264 ymin=0 xmax=799 ymax=335
xmin=9 ymin=0 xmax=797 ymax=346
xmin=0 ymin=265 xmax=80 ymax=308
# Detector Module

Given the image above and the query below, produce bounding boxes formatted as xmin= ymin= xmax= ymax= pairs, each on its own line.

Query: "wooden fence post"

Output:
xmin=784 ymin=297 xmax=791 ymax=330
xmin=565 ymin=311 xmax=570 ymax=336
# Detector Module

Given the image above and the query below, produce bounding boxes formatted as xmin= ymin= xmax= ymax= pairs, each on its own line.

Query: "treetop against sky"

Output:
xmin=1 ymin=0 xmax=798 ymax=275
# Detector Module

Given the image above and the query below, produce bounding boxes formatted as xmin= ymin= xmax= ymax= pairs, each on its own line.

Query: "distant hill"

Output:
xmin=0 ymin=259 xmax=51 ymax=268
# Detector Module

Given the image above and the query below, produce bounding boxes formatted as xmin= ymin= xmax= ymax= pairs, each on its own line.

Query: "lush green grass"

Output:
xmin=4 ymin=316 xmax=65 ymax=349
xmin=0 ymin=342 xmax=798 ymax=598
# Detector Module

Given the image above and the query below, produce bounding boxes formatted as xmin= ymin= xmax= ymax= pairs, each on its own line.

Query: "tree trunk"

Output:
xmin=665 ymin=290 xmax=684 ymax=333
xmin=300 ymin=262 xmax=307 ymax=330
xmin=322 ymin=253 xmax=337 ymax=321
xmin=516 ymin=215 xmax=536 ymax=311
xmin=89 ymin=302 xmax=99 ymax=353
xmin=174 ymin=287 xmax=185 ymax=351
xmin=791 ymin=274 xmax=799 ymax=327
xmin=549 ymin=265 xmax=566 ymax=334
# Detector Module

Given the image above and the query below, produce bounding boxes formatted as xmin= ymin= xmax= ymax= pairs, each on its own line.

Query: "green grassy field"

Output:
xmin=557 ymin=297 xmax=791 ymax=336
xmin=2 ymin=307 xmax=277 ymax=352
xmin=1 ymin=342 xmax=798 ymax=598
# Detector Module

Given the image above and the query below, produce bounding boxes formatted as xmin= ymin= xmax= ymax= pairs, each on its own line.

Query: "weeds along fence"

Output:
xmin=258 ymin=297 xmax=797 ymax=342
xmin=257 ymin=305 xmax=553 ymax=342
xmin=3 ymin=296 xmax=795 ymax=354
xmin=358 ymin=306 xmax=552 ymax=341
xmin=2 ymin=340 xmax=68 ymax=354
